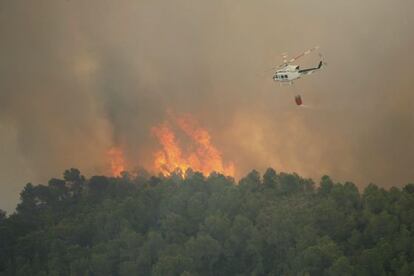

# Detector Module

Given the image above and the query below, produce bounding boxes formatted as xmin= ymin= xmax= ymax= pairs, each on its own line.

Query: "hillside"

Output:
xmin=1 ymin=168 xmax=414 ymax=275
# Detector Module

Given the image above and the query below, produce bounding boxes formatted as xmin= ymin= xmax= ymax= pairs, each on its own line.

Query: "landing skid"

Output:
xmin=279 ymin=81 xmax=293 ymax=86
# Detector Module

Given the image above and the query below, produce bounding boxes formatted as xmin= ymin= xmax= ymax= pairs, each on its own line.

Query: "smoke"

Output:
xmin=1 ymin=0 xmax=414 ymax=212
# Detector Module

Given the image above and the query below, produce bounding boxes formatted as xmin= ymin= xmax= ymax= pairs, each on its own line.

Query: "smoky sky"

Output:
xmin=1 ymin=0 xmax=414 ymax=213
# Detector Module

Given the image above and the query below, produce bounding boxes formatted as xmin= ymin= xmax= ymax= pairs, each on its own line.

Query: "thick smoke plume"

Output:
xmin=1 ymin=0 xmax=414 ymax=212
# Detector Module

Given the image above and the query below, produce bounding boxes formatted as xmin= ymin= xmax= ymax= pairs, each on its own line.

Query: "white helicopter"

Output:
xmin=272 ymin=46 xmax=324 ymax=105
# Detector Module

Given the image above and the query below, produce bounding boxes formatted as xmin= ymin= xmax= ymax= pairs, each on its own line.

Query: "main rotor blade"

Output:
xmin=282 ymin=52 xmax=288 ymax=64
xmin=275 ymin=52 xmax=289 ymax=68
xmin=288 ymin=46 xmax=319 ymax=64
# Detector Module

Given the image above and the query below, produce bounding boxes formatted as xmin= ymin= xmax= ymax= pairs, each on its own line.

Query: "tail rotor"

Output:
xmin=319 ymin=53 xmax=328 ymax=67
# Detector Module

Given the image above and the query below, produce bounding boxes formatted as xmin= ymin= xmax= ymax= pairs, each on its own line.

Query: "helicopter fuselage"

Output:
xmin=273 ymin=60 xmax=323 ymax=83
xmin=273 ymin=65 xmax=302 ymax=83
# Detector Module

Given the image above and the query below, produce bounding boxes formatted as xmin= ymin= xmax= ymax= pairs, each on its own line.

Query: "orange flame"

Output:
xmin=107 ymin=146 xmax=126 ymax=177
xmin=152 ymin=114 xmax=235 ymax=177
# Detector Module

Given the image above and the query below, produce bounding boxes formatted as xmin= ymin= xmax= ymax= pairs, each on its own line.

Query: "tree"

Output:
xmin=239 ymin=170 xmax=261 ymax=192
xmin=152 ymin=255 xmax=192 ymax=276
xmin=263 ymin=168 xmax=278 ymax=190
xmin=363 ymin=183 xmax=387 ymax=214
xmin=200 ymin=214 xmax=231 ymax=243
xmin=403 ymin=183 xmax=414 ymax=194
xmin=328 ymin=256 xmax=353 ymax=276
xmin=294 ymin=236 xmax=342 ymax=276
xmin=0 ymin=209 xmax=5 ymax=222
xmin=318 ymin=175 xmax=334 ymax=196
xmin=88 ymin=175 xmax=110 ymax=197
xmin=185 ymin=234 xmax=222 ymax=275
xmin=279 ymin=173 xmax=303 ymax=194
xmin=63 ymin=168 xmax=84 ymax=183
xmin=64 ymin=168 xmax=85 ymax=196
xmin=2 ymin=168 xmax=414 ymax=275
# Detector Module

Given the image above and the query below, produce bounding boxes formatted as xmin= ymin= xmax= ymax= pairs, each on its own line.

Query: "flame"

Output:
xmin=152 ymin=114 xmax=235 ymax=177
xmin=107 ymin=146 xmax=126 ymax=177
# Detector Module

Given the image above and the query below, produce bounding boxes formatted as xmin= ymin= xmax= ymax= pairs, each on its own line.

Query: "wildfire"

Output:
xmin=107 ymin=146 xmax=126 ymax=177
xmin=152 ymin=114 xmax=235 ymax=177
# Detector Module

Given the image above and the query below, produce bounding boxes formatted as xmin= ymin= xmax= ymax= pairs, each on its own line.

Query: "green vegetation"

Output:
xmin=1 ymin=168 xmax=414 ymax=275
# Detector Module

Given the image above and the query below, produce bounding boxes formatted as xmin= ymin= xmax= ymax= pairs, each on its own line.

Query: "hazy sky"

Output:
xmin=1 ymin=0 xmax=413 ymax=213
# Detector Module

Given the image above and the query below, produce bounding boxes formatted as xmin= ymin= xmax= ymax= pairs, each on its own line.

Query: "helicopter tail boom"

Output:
xmin=298 ymin=61 xmax=323 ymax=75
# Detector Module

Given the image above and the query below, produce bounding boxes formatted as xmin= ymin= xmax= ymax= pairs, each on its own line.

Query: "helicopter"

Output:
xmin=272 ymin=46 xmax=324 ymax=105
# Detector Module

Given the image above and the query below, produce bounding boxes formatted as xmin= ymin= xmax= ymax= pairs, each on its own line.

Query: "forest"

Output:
xmin=1 ymin=168 xmax=414 ymax=275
